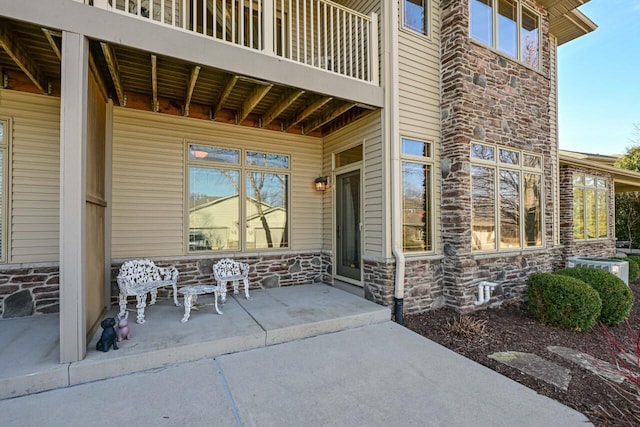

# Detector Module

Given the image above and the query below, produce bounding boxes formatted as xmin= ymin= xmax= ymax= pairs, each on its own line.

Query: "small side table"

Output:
xmin=178 ymin=285 xmax=222 ymax=323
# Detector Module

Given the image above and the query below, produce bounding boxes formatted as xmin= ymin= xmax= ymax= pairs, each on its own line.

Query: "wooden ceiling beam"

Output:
xmin=100 ymin=42 xmax=125 ymax=106
xmin=184 ymin=65 xmax=200 ymax=116
xmin=304 ymin=102 xmax=356 ymax=134
xmin=261 ymin=89 xmax=305 ymax=128
xmin=238 ymin=83 xmax=273 ymax=124
xmin=212 ymin=74 xmax=239 ymax=120
xmin=0 ymin=21 xmax=48 ymax=94
xmin=41 ymin=28 xmax=62 ymax=61
xmin=88 ymin=52 xmax=109 ymax=101
xmin=151 ymin=55 xmax=158 ymax=112
xmin=283 ymin=96 xmax=332 ymax=132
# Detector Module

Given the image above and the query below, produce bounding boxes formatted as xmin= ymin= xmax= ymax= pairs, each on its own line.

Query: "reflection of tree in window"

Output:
xmin=597 ymin=190 xmax=607 ymax=238
xmin=499 ymin=149 xmax=519 ymax=165
xmin=573 ymin=174 xmax=608 ymax=240
xmin=586 ymin=189 xmax=596 ymax=239
xmin=573 ymin=187 xmax=585 ymax=239
xmin=471 ymin=143 xmax=495 ymax=161
xmin=402 ymin=162 xmax=430 ymax=251
xmin=499 ymin=169 xmax=520 ymax=248
xmin=472 ymin=165 xmax=496 ymax=251
xmin=523 ymin=173 xmax=541 ymax=246
xmin=246 ymin=172 xmax=288 ymax=249
xmin=521 ymin=7 xmax=539 ymax=68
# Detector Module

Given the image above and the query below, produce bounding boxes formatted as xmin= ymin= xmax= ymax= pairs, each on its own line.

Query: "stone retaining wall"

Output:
xmin=0 ymin=266 xmax=60 ymax=319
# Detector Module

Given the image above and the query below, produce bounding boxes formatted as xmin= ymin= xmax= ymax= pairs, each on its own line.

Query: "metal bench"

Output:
xmin=116 ymin=259 xmax=181 ymax=324
xmin=213 ymin=258 xmax=250 ymax=303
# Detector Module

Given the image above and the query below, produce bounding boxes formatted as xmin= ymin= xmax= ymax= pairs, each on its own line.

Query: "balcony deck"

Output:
xmin=0 ymin=0 xmax=383 ymax=136
xmin=94 ymin=0 xmax=378 ymax=85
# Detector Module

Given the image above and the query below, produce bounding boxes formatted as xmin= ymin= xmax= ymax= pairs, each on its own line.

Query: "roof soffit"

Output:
xmin=537 ymin=0 xmax=597 ymax=45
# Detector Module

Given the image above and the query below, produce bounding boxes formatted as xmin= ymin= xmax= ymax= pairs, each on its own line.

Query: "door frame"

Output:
xmin=332 ymin=163 xmax=363 ymax=286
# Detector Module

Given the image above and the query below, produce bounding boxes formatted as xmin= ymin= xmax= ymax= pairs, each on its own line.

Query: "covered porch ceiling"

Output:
xmin=0 ymin=18 xmax=376 ymax=137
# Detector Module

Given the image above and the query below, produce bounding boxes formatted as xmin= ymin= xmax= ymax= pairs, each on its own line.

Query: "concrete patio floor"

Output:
xmin=0 ymin=284 xmax=390 ymax=400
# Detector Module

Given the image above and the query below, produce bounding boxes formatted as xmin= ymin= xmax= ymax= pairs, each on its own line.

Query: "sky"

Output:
xmin=557 ymin=0 xmax=640 ymax=155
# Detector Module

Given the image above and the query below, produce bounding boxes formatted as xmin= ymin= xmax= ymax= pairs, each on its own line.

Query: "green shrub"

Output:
xmin=527 ymin=272 xmax=601 ymax=332
xmin=555 ymin=267 xmax=634 ymax=325
xmin=611 ymin=256 xmax=639 ymax=283
xmin=625 ymin=256 xmax=640 ymax=283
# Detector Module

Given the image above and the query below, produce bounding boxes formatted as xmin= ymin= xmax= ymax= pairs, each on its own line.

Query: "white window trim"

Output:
xmin=400 ymin=136 xmax=435 ymax=254
xmin=401 ymin=0 xmax=431 ymax=40
xmin=184 ymin=140 xmax=291 ymax=254
xmin=470 ymin=142 xmax=544 ymax=253
xmin=468 ymin=0 xmax=542 ymax=71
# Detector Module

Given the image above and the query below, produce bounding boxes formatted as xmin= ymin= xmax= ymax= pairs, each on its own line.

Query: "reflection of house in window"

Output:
xmin=189 ymin=194 xmax=286 ymax=251
xmin=189 ymin=194 xmax=240 ymax=251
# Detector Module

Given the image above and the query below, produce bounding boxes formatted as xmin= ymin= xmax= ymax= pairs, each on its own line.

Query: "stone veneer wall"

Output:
xmin=0 ymin=265 xmax=60 ymax=318
xmin=439 ymin=0 xmax=561 ymax=312
xmin=362 ymin=257 xmax=395 ymax=308
xmin=111 ymin=252 xmax=328 ymax=303
xmin=362 ymin=257 xmax=445 ymax=315
xmin=559 ymin=164 xmax=616 ymax=259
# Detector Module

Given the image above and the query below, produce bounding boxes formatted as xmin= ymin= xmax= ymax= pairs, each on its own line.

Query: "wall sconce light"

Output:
xmin=314 ymin=176 xmax=328 ymax=191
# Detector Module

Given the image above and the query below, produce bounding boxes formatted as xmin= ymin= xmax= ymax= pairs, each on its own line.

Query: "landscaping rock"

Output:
xmin=3 ymin=290 xmax=34 ymax=318
xmin=546 ymin=346 xmax=627 ymax=384
xmin=488 ymin=351 xmax=572 ymax=390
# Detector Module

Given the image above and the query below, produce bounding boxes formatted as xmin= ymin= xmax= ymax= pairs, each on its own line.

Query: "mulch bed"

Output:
xmin=405 ymin=280 xmax=640 ymax=426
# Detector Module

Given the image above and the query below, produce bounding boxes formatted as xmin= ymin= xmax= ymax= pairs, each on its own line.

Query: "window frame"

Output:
xmin=0 ymin=118 xmax=7 ymax=262
xmin=470 ymin=142 xmax=544 ymax=252
xmin=572 ymin=173 xmax=608 ymax=241
xmin=401 ymin=0 xmax=430 ymax=38
xmin=185 ymin=140 xmax=291 ymax=254
xmin=400 ymin=137 xmax=434 ymax=254
xmin=469 ymin=0 xmax=541 ymax=71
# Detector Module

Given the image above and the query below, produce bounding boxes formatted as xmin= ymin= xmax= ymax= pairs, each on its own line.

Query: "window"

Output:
xmin=187 ymin=143 xmax=289 ymax=252
xmin=401 ymin=138 xmax=432 ymax=252
xmin=403 ymin=0 xmax=429 ymax=36
xmin=471 ymin=143 xmax=543 ymax=251
xmin=469 ymin=0 xmax=540 ymax=69
xmin=0 ymin=119 xmax=5 ymax=261
xmin=520 ymin=7 xmax=539 ymax=68
xmin=573 ymin=174 xmax=607 ymax=240
xmin=335 ymin=145 xmax=362 ymax=168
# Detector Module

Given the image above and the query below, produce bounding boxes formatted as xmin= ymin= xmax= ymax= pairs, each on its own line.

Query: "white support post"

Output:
xmin=59 ymin=31 xmax=88 ymax=364
xmin=369 ymin=12 xmax=379 ymax=85
xmin=263 ymin=0 xmax=274 ymax=55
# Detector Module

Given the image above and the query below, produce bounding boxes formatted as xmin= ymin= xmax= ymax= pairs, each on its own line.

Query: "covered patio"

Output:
xmin=0 ymin=283 xmax=390 ymax=399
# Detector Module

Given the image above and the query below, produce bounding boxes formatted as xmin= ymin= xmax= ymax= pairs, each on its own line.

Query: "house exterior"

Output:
xmin=0 ymin=0 xmax=637 ymax=363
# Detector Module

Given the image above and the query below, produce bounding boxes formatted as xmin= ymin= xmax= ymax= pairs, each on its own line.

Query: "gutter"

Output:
xmin=386 ymin=0 xmax=404 ymax=324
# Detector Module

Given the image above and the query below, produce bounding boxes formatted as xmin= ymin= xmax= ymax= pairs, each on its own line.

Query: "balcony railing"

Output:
xmin=92 ymin=0 xmax=378 ymax=84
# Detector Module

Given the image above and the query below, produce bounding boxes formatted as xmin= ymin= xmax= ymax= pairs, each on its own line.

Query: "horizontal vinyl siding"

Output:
xmin=111 ymin=108 xmax=322 ymax=258
xmin=323 ymin=111 xmax=384 ymax=256
xmin=0 ymin=90 xmax=60 ymax=263
xmin=398 ymin=0 xmax=442 ymax=253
